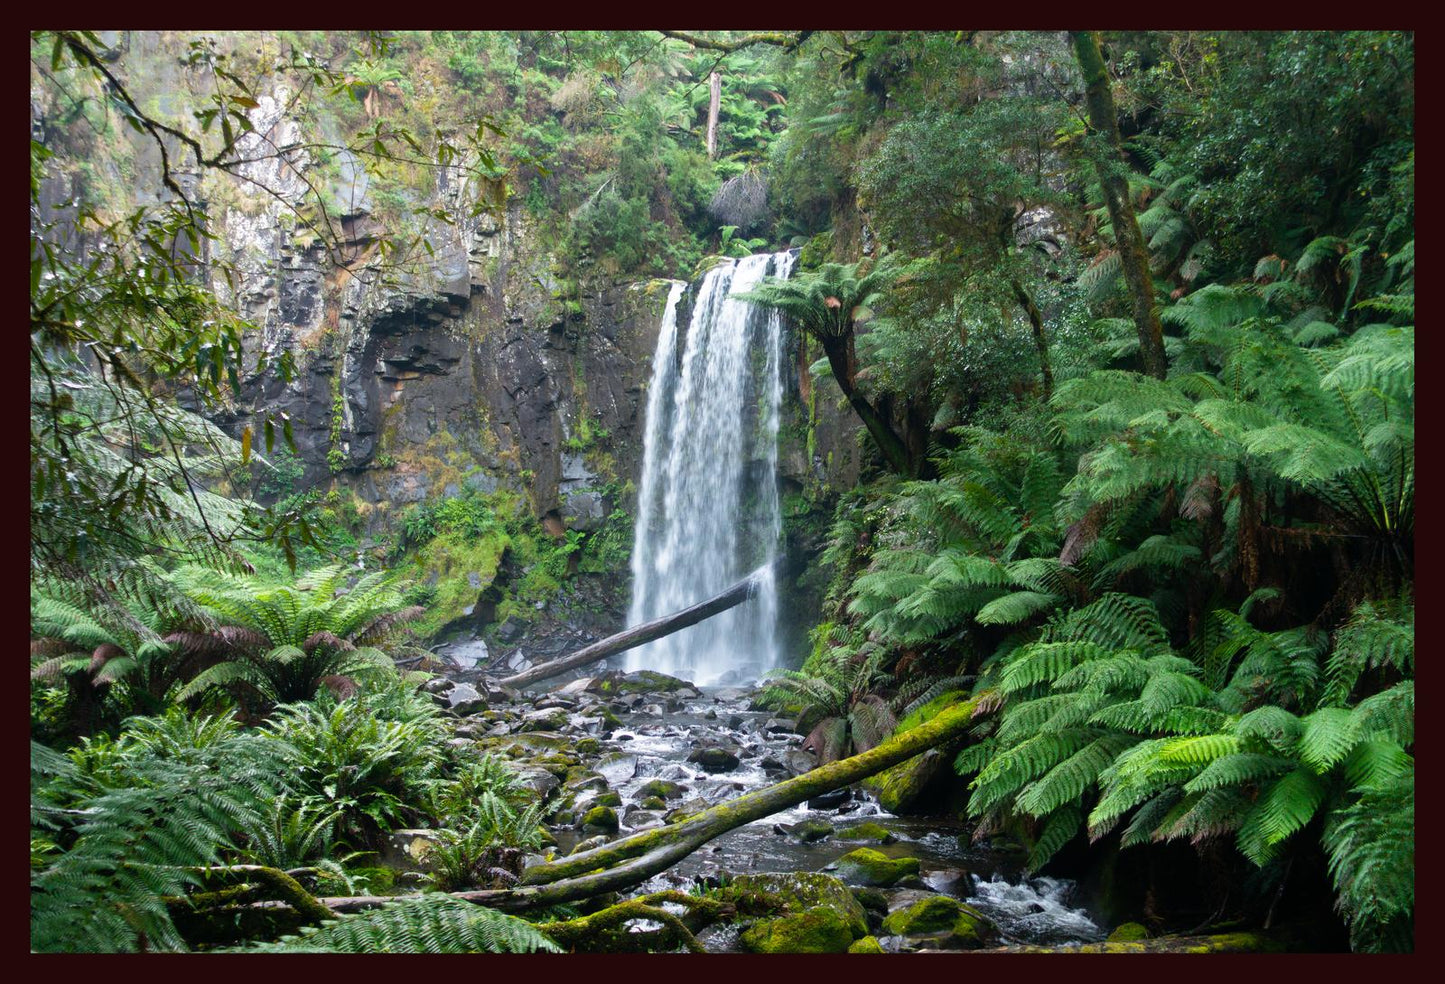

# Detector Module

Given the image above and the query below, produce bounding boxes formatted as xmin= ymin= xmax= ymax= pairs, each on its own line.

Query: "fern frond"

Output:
xmin=245 ymin=895 xmax=562 ymax=953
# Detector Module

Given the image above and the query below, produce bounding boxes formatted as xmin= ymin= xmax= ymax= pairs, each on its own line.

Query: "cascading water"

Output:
xmin=625 ymin=251 xmax=796 ymax=686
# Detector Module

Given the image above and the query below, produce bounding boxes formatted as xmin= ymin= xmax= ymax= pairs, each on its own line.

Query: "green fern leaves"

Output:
xmin=245 ymin=895 xmax=562 ymax=953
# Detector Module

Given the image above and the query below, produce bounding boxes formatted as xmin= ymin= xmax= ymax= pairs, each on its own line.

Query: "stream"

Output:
xmin=510 ymin=676 xmax=1107 ymax=950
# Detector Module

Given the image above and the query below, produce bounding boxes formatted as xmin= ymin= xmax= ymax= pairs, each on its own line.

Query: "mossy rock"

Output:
xmin=833 ymin=848 xmax=921 ymax=887
xmin=519 ymin=708 xmax=571 ymax=732
xmin=569 ymin=834 xmax=610 ymax=855
xmin=792 ymin=819 xmax=835 ymax=843
xmin=740 ymin=908 xmax=857 ymax=953
xmin=594 ymin=791 xmax=622 ymax=808
xmin=1108 ymin=921 xmax=1150 ymax=942
xmin=589 ymin=670 xmax=692 ymax=696
xmin=847 ymin=935 xmax=886 ymax=953
xmin=850 ymin=887 xmax=890 ymax=915
xmin=638 ymin=795 xmax=667 ymax=810
xmin=563 ymin=770 xmax=608 ymax=791
xmin=637 ymin=779 xmax=685 ymax=800
xmin=573 ymin=737 xmax=601 ymax=754
xmin=536 ymin=755 xmax=579 ymax=778
xmin=879 ymin=895 xmax=996 ymax=950
xmin=688 ymin=746 xmax=740 ymax=772
xmin=843 ymin=821 xmax=898 ymax=845
xmin=505 ymin=733 xmax=573 ymax=755
xmin=728 ymin=872 xmax=869 ymax=952
xmin=727 ymin=872 xmax=869 ymax=934
xmin=663 ymin=799 xmax=708 ymax=824
xmin=580 ymin=806 xmax=619 ymax=835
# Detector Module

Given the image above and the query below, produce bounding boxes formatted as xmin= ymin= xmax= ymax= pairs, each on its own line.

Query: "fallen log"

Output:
xmin=313 ymin=692 xmax=987 ymax=914
xmin=496 ymin=559 xmax=781 ymax=689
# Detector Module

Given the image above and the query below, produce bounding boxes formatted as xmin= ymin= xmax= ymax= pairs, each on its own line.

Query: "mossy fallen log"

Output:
xmin=986 ymin=931 xmax=1291 ymax=953
xmin=312 ymin=693 xmax=987 ymax=914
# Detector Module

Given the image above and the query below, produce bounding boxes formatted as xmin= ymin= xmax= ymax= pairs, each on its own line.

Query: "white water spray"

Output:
xmin=625 ymin=251 xmax=795 ymax=685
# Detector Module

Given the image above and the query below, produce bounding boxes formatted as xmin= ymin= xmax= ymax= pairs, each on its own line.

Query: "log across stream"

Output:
xmin=304 ymin=678 xmax=1111 ymax=949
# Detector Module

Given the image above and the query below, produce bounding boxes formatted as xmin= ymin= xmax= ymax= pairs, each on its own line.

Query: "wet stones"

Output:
xmin=687 ymin=746 xmax=741 ymax=773
xmin=842 ymin=821 xmax=898 ymax=845
xmin=636 ymin=778 xmax=686 ymax=801
xmin=807 ymin=788 xmax=853 ymax=811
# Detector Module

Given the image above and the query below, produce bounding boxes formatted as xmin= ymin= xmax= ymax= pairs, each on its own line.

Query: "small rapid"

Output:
xmin=573 ymin=683 xmax=1104 ymax=949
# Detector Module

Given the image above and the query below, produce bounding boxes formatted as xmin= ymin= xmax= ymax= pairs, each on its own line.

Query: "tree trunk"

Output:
xmin=1070 ymin=30 xmax=1169 ymax=381
xmin=706 ymin=71 xmax=721 ymax=159
xmin=819 ymin=333 xmax=916 ymax=477
xmin=1012 ymin=280 xmax=1054 ymax=399
xmin=311 ymin=693 xmax=986 ymax=913
xmin=497 ymin=561 xmax=779 ymax=689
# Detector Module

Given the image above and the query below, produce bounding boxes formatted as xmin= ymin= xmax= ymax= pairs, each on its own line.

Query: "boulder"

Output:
xmin=520 ymin=707 xmax=571 ymax=732
xmin=636 ymin=778 xmax=686 ymax=801
xmin=380 ymin=829 xmax=439 ymax=873
xmin=1108 ymin=921 xmax=1150 ymax=942
xmin=847 ymin=936 xmax=886 ymax=953
xmin=833 ymin=848 xmax=922 ymax=887
xmin=807 ymin=788 xmax=852 ymax=810
xmin=842 ymin=821 xmax=898 ymax=845
xmin=687 ymin=746 xmax=741 ymax=773
xmin=790 ymin=819 xmax=835 ymax=843
xmin=445 ymin=682 xmax=487 ymax=715
xmin=879 ymin=895 xmax=997 ymax=950
xmin=579 ymin=805 xmax=619 ymax=835
xmin=730 ymin=872 xmax=869 ymax=954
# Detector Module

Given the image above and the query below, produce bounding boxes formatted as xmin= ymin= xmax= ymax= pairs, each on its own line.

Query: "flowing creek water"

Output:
xmin=533 ymin=679 xmax=1106 ymax=950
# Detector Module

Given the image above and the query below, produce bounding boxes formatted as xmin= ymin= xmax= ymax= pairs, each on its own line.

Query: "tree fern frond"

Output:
xmin=245 ymin=895 xmax=562 ymax=953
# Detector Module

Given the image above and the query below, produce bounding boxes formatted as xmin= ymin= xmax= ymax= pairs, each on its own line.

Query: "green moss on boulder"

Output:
xmin=580 ymin=806 xmax=619 ymax=835
xmin=792 ymin=819 xmax=835 ymax=843
xmin=844 ymin=821 xmax=897 ymax=845
xmin=847 ymin=935 xmax=886 ymax=953
xmin=637 ymin=779 xmax=685 ymax=800
xmin=729 ymin=872 xmax=869 ymax=953
xmin=834 ymin=848 xmax=921 ymax=887
xmin=741 ymin=909 xmax=856 ymax=953
xmin=879 ymin=895 xmax=997 ymax=949
xmin=1108 ymin=921 xmax=1150 ymax=942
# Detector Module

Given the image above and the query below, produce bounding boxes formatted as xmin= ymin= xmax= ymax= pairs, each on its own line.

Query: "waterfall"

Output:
xmin=625 ymin=251 xmax=795 ymax=685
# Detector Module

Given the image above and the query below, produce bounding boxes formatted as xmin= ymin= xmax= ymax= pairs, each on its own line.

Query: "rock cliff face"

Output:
xmin=33 ymin=33 xmax=862 ymax=660
xmin=211 ymin=191 xmax=858 ymax=542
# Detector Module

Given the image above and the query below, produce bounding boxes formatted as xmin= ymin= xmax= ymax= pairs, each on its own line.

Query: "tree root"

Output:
xmin=538 ymin=899 xmax=708 ymax=953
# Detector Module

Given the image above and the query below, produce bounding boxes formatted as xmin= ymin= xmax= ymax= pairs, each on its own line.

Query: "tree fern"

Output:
xmin=1322 ymin=766 xmax=1414 ymax=952
xmin=243 ymin=895 xmax=561 ymax=953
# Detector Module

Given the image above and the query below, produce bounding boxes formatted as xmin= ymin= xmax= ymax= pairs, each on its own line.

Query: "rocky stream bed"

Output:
xmin=405 ymin=667 xmax=1117 ymax=953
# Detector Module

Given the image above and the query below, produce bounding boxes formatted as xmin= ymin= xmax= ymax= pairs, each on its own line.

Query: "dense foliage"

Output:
xmin=32 ymin=29 xmax=1411 ymax=953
